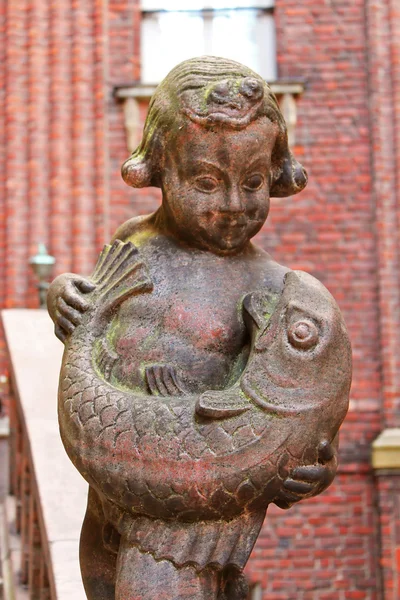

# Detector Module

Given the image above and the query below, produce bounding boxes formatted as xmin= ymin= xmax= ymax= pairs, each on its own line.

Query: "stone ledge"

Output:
xmin=0 ymin=416 xmax=9 ymax=439
xmin=2 ymin=309 xmax=87 ymax=600
xmin=372 ymin=428 xmax=400 ymax=470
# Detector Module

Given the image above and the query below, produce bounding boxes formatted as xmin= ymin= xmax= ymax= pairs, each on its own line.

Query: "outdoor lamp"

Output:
xmin=29 ymin=244 xmax=56 ymax=308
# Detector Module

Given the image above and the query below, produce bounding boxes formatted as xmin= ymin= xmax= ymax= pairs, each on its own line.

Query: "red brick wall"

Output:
xmin=247 ymin=474 xmax=382 ymax=599
xmin=0 ymin=1 xmax=398 ymax=597
xmin=49 ymin=0 xmax=74 ymax=276
xmin=365 ymin=0 xmax=400 ymax=430
xmin=0 ymin=2 xmax=5 ymax=311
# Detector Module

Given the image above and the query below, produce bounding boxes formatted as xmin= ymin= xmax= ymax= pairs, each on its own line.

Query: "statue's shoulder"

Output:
xmin=111 ymin=213 xmax=155 ymax=244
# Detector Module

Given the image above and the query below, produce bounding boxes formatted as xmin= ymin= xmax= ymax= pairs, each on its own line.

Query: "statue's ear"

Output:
xmin=270 ymin=150 xmax=308 ymax=198
xmin=121 ymin=155 xmax=156 ymax=188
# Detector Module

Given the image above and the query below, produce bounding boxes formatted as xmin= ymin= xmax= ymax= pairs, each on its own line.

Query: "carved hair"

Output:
xmin=122 ymin=56 xmax=307 ymax=197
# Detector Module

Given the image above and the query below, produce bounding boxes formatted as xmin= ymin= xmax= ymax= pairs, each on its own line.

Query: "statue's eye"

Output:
xmin=242 ymin=174 xmax=264 ymax=191
xmin=195 ymin=177 xmax=219 ymax=193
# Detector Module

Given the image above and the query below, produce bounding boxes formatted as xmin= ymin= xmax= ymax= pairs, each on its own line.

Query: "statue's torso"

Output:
xmin=108 ymin=233 xmax=287 ymax=393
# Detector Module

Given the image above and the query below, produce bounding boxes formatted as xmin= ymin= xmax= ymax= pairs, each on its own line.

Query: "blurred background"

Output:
xmin=0 ymin=1 xmax=399 ymax=599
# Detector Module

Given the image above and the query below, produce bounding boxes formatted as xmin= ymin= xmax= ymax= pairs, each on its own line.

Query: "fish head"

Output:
xmin=242 ymin=270 xmax=352 ymax=426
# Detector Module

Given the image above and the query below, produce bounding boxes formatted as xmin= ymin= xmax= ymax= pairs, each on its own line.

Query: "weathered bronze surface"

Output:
xmin=47 ymin=57 xmax=352 ymax=600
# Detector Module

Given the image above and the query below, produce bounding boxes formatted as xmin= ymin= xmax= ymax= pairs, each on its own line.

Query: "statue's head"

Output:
xmin=122 ymin=56 xmax=307 ymax=254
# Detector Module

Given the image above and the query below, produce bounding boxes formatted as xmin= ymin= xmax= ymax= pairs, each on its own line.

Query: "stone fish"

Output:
xmin=58 ymin=239 xmax=351 ymax=571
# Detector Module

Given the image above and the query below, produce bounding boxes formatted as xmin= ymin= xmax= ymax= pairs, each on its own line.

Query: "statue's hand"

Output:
xmin=47 ymin=273 xmax=96 ymax=343
xmin=274 ymin=441 xmax=337 ymax=509
xmin=145 ymin=364 xmax=187 ymax=396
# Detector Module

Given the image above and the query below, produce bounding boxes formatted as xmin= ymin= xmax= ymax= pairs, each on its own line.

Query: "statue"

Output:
xmin=47 ymin=56 xmax=352 ymax=600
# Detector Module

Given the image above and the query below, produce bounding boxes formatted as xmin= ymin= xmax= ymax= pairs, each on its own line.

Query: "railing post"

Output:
xmin=28 ymin=493 xmax=42 ymax=599
xmin=20 ymin=444 xmax=31 ymax=586
xmin=39 ymin=553 xmax=51 ymax=600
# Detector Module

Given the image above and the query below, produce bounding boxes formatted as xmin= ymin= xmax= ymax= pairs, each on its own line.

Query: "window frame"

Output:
xmin=141 ymin=0 xmax=274 ymax=12
xmin=140 ymin=2 xmax=277 ymax=84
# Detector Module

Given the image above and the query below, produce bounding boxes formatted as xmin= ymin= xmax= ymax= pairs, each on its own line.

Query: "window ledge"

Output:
xmin=372 ymin=428 xmax=400 ymax=471
xmin=114 ymin=79 xmax=305 ymax=152
xmin=114 ymin=79 xmax=305 ymax=99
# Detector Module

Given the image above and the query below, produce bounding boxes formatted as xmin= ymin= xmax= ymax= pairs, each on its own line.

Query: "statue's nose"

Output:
xmin=222 ymin=186 xmax=244 ymax=213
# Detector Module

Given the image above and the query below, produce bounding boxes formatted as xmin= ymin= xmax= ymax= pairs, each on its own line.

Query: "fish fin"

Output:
xmin=242 ymin=293 xmax=265 ymax=330
xmin=95 ymin=337 xmax=119 ymax=382
xmin=196 ymin=389 xmax=250 ymax=419
xmin=243 ymin=290 xmax=280 ymax=333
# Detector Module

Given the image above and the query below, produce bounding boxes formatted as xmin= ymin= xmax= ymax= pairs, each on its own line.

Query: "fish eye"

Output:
xmin=242 ymin=173 xmax=264 ymax=192
xmin=194 ymin=177 xmax=220 ymax=193
xmin=288 ymin=319 xmax=319 ymax=350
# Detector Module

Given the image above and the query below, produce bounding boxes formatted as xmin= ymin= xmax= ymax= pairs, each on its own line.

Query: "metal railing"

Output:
xmin=6 ymin=392 xmax=51 ymax=600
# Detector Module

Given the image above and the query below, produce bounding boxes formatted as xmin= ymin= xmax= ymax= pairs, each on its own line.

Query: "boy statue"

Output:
xmin=48 ymin=56 xmax=352 ymax=600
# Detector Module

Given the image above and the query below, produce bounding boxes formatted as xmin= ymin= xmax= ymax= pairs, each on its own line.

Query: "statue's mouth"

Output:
xmin=212 ymin=215 xmax=247 ymax=228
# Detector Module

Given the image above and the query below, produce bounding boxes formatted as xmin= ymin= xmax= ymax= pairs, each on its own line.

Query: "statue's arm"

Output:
xmin=49 ymin=215 xmax=153 ymax=343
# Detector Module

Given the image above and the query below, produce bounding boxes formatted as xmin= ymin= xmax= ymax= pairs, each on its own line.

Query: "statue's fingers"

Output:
xmin=162 ymin=366 xmax=186 ymax=396
xmin=104 ymin=362 xmax=113 ymax=382
xmin=145 ymin=367 xmax=158 ymax=395
xmin=162 ymin=367 xmax=179 ymax=396
xmin=291 ymin=465 xmax=325 ymax=482
xmin=56 ymin=314 xmax=75 ymax=335
xmin=153 ymin=366 xmax=169 ymax=396
xmin=274 ymin=490 xmax=302 ymax=508
xmin=75 ymin=279 xmax=96 ymax=294
xmin=318 ymin=441 xmax=335 ymax=464
xmin=97 ymin=352 xmax=110 ymax=381
xmin=57 ymin=297 xmax=83 ymax=326
xmin=54 ymin=324 xmax=67 ymax=343
xmin=146 ymin=366 xmax=169 ymax=396
xmin=63 ymin=287 xmax=91 ymax=312
xmin=283 ymin=478 xmax=314 ymax=495
xmin=97 ymin=353 xmax=106 ymax=373
xmin=170 ymin=369 xmax=187 ymax=394
xmin=146 ymin=365 xmax=185 ymax=396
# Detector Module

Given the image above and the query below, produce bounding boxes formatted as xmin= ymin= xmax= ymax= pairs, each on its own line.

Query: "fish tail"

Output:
xmin=89 ymin=240 xmax=153 ymax=321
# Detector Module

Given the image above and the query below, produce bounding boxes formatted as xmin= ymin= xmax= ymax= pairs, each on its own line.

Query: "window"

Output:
xmin=140 ymin=0 xmax=277 ymax=84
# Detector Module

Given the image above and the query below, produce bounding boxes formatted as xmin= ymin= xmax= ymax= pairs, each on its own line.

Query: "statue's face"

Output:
xmin=161 ymin=117 xmax=278 ymax=255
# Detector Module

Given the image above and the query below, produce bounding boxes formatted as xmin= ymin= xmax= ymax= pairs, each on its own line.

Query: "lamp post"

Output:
xmin=29 ymin=244 xmax=56 ymax=308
